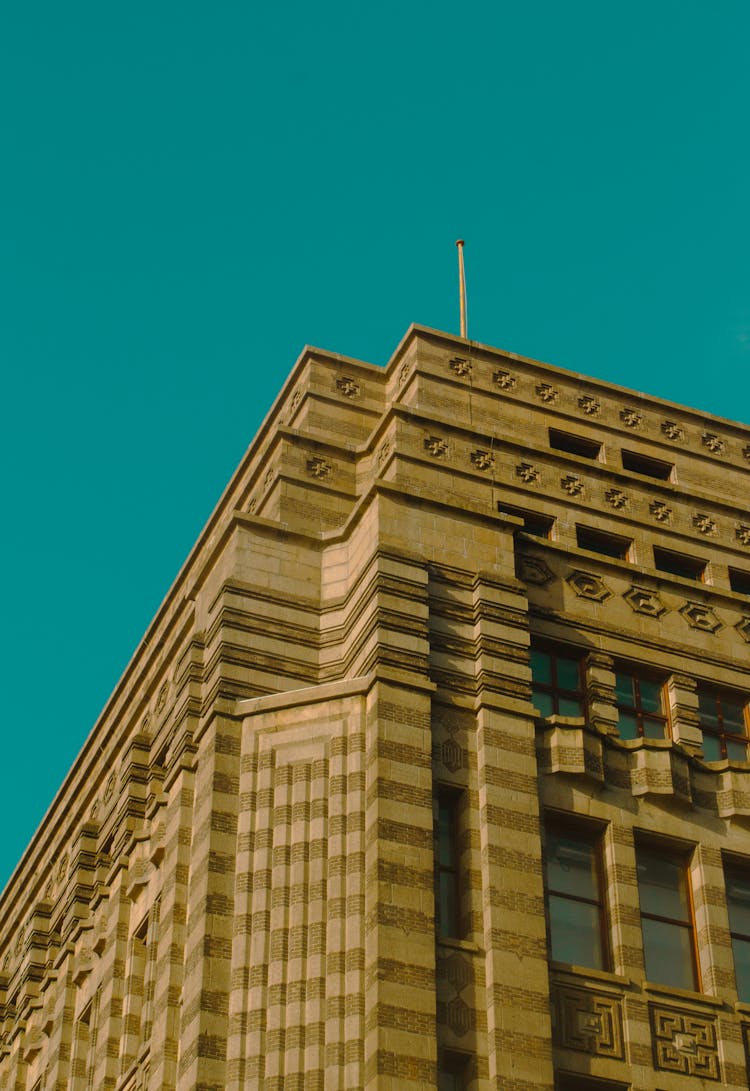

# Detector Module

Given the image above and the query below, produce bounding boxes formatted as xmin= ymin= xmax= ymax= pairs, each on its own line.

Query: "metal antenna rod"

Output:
xmin=456 ymin=239 xmax=468 ymax=339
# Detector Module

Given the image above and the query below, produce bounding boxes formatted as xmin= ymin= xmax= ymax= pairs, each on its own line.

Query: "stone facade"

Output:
xmin=1 ymin=324 xmax=749 ymax=1090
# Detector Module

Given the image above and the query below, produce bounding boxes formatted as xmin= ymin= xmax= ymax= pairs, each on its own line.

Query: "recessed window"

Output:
xmin=497 ymin=501 xmax=555 ymax=538
xmin=556 ymin=1075 xmax=629 ymax=1091
xmin=614 ymin=669 xmax=668 ymax=740
xmin=653 ymin=546 xmax=706 ymax=581
xmin=576 ymin=525 xmax=633 ymax=561
xmin=636 ymin=842 xmax=698 ymax=991
xmin=697 ymin=687 xmax=749 ymax=762
xmin=435 ymin=790 xmax=462 ymax=939
xmin=531 ymin=646 xmax=584 ymax=718
xmin=438 ymin=1051 xmax=471 ymax=1091
xmin=729 ymin=567 xmax=750 ymax=596
xmin=724 ymin=861 xmax=750 ymax=1002
xmin=545 ymin=820 xmax=608 ymax=970
xmin=549 ymin=428 xmax=602 ymax=460
xmin=621 ymin=449 xmax=674 ymax=481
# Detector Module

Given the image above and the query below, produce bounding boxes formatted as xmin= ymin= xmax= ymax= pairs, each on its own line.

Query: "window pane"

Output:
xmin=727 ymin=870 xmax=750 ymax=936
xmin=557 ymin=656 xmax=580 ymax=691
xmin=534 ymin=690 xmax=554 ymax=717
xmin=617 ymin=713 xmax=638 ymax=741
xmin=702 ymin=733 xmax=723 ymax=761
xmin=637 ymin=850 xmax=689 ymax=921
xmin=546 ymin=832 xmax=598 ymax=900
xmin=698 ymin=692 xmax=719 ymax=729
xmin=726 ymin=738 xmax=748 ymax=763
xmin=438 ymin=1073 xmax=459 ymax=1091
xmin=558 ymin=696 xmax=583 ymax=717
xmin=732 ymin=937 xmax=750 ymax=1002
xmin=642 ymin=717 xmax=666 ymax=740
xmin=439 ymin=872 xmax=458 ymax=937
xmin=548 ymin=894 xmax=603 ymax=968
xmin=438 ymin=805 xmax=455 ymax=867
xmin=615 ymin=672 xmax=635 ymax=705
xmin=723 ymin=701 xmax=746 ymax=734
xmin=642 ymin=918 xmax=696 ymax=990
xmin=639 ymin=679 xmax=663 ymax=713
xmin=530 ymin=649 xmax=552 ymax=685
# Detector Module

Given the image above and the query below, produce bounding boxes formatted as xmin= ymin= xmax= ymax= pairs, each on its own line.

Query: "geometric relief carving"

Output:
xmin=649 ymin=1004 xmax=720 ymax=1080
xmin=662 ymin=420 xmax=684 ymax=441
xmin=449 ymin=357 xmax=472 ymax=377
xmin=692 ymin=512 xmax=717 ymax=535
xmin=736 ymin=523 xmax=750 ymax=547
xmin=424 ymin=435 xmax=448 ymax=457
xmin=335 ymin=376 xmax=360 ymax=398
xmin=561 ymin=474 xmax=584 ymax=496
xmin=578 ymin=395 xmax=600 ymax=416
xmin=701 ymin=432 xmax=725 ymax=455
xmin=307 ymin=457 xmax=333 ymax=479
xmin=679 ymin=601 xmax=723 ymax=634
xmin=471 ymin=449 xmax=495 ymax=471
xmin=517 ymin=556 xmax=554 ymax=586
xmin=436 ymin=950 xmax=474 ymax=1039
xmin=737 ymin=617 xmax=750 ymax=644
xmin=620 ymin=407 xmax=643 ymax=427
xmin=552 ymin=984 xmax=624 ymax=1059
xmin=650 ymin=500 xmax=672 ymax=523
xmin=566 ymin=570 xmax=613 ymax=603
xmin=493 ymin=368 xmax=516 ymax=390
xmin=623 ymin=585 xmax=667 ymax=618
xmin=605 ymin=487 xmax=629 ymax=509
xmin=440 ymin=736 xmax=466 ymax=774
xmin=536 ymin=382 xmax=558 ymax=403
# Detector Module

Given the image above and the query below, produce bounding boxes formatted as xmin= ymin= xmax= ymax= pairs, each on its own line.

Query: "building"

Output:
xmin=1 ymin=324 xmax=750 ymax=1091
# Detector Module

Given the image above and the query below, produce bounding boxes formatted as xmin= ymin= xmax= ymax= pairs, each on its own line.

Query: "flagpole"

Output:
xmin=456 ymin=239 xmax=467 ymax=339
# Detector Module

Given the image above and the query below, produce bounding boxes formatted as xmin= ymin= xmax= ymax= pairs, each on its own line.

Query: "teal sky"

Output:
xmin=1 ymin=1 xmax=748 ymax=890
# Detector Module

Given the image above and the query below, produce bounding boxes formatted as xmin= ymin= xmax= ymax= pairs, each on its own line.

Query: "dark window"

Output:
xmin=614 ymin=669 xmax=668 ymax=740
xmin=556 ymin=1075 xmax=629 ymax=1091
xmin=497 ymin=502 xmax=555 ymax=538
xmin=653 ymin=546 xmax=706 ymax=581
xmin=545 ymin=821 xmax=608 ymax=970
xmin=729 ymin=568 xmax=750 ymax=596
xmin=725 ymin=861 xmax=750 ymax=1002
xmin=576 ymin=526 xmax=632 ymax=560
xmin=621 ymin=449 xmax=674 ymax=481
xmin=697 ymin=687 xmax=749 ymax=762
xmin=438 ymin=1051 xmax=471 ymax=1090
xmin=436 ymin=791 xmax=461 ymax=938
xmin=637 ymin=843 xmax=698 ymax=990
xmin=549 ymin=428 xmax=602 ymax=460
xmin=531 ymin=647 xmax=584 ymax=718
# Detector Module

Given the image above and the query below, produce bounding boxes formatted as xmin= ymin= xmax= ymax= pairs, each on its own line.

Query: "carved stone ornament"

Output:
xmin=649 ymin=500 xmax=672 ymax=523
xmin=335 ymin=375 xmax=360 ymax=398
xmin=307 ymin=457 xmax=333 ymax=479
xmin=552 ymin=984 xmax=624 ymax=1059
xmin=561 ymin=474 xmax=584 ymax=496
xmin=623 ymin=585 xmax=667 ymax=618
xmin=493 ymin=368 xmax=517 ymax=390
xmin=736 ymin=617 xmax=750 ymax=644
xmin=743 ymin=444 xmax=750 ymax=462
xmin=679 ymin=601 xmax=723 ymax=634
xmin=605 ymin=487 xmax=628 ymax=509
xmin=287 ymin=387 xmax=302 ymax=422
xmin=649 ymin=1004 xmax=720 ymax=1081
xmin=398 ymin=361 xmax=411 ymax=386
xmin=692 ymin=512 xmax=717 ymax=535
xmin=376 ymin=441 xmax=391 ymax=468
xmin=661 ymin=420 xmax=684 ymax=441
xmin=449 ymin=356 xmax=472 ymax=377
xmin=424 ymin=435 xmax=448 ymax=457
xmin=536 ymin=381 xmax=558 ymax=403
xmin=578 ymin=394 xmax=600 ymax=416
xmin=736 ymin=523 xmax=750 ymax=547
xmin=264 ymin=468 xmax=275 ymax=491
xmin=156 ymin=681 xmax=169 ymax=714
xmin=620 ymin=407 xmax=643 ymax=427
xmin=702 ymin=431 xmax=725 ymax=454
xmin=567 ymin=570 xmax=613 ymax=603
xmin=440 ymin=736 xmax=466 ymax=774
xmin=247 ymin=496 xmax=257 ymax=514
xmin=517 ymin=556 xmax=554 ymax=586
xmin=471 ymin=449 xmax=495 ymax=471
xmin=103 ymin=773 xmax=116 ymax=803
xmin=516 ymin=461 xmax=541 ymax=484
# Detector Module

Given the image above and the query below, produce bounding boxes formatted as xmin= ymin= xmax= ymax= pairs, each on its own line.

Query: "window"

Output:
xmin=556 ymin=1075 xmax=628 ymax=1091
xmin=436 ymin=791 xmax=461 ymax=939
xmin=497 ymin=501 xmax=555 ymax=538
xmin=636 ymin=843 xmax=698 ymax=991
xmin=614 ymin=669 xmax=668 ymax=740
xmin=531 ymin=646 xmax=584 ymax=718
xmin=438 ymin=1051 xmax=471 ymax=1090
xmin=729 ymin=567 xmax=750 ymax=596
xmin=653 ymin=546 xmax=706 ymax=581
xmin=549 ymin=428 xmax=602 ymax=460
xmin=621 ymin=449 xmax=674 ymax=481
xmin=545 ymin=820 xmax=608 ymax=970
xmin=576 ymin=526 xmax=632 ymax=561
xmin=697 ymin=687 xmax=749 ymax=761
xmin=724 ymin=861 xmax=750 ymax=1002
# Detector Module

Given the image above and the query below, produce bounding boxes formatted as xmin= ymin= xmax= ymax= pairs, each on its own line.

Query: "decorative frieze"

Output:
xmin=605 ymin=487 xmax=628 ymax=509
xmin=661 ymin=420 xmax=684 ymax=440
xmin=679 ymin=601 xmax=723 ymax=634
xmin=620 ymin=407 xmax=643 ymax=427
xmin=307 ymin=457 xmax=333 ymax=479
xmin=578 ymin=394 xmax=600 ymax=416
xmin=649 ymin=1004 xmax=720 ymax=1081
xmin=649 ymin=500 xmax=672 ymax=523
xmin=561 ymin=474 xmax=584 ymax=496
xmin=736 ymin=523 xmax=750 ymax=547
xmin=493 ymin=368 xmax=516 ymax=390
xmin=567 ymin=571 xmax=613 ymax=603
xmin=623 ymin=585 xmax=667 ymax=619
xmin=449 ymin=356 xmax=472 ymax=377
xmin=552 ymin=984 xmax=624 ymax=1059
xmin=536 ymin=382 xmax=558 ymax=403
xmin=335 ymin=376 xmax=360 ymax=398
xmin=517 ymin=556 xmax=554 ymax=586
xmin=701 ymin=431 xmax=725 ymax=455
xmin=470 ymin=449 xmax=494 ymax=471
xmin=516 ymin=462 xmax=541 ymax=484
xmin=424 ymin=436 xmax=448 ymax=458
xmin=692 ymin=513 xmax=716 ymax=535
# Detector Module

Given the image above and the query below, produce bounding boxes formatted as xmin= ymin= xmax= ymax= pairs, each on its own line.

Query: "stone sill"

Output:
xmin=643 ymin=980 xmax=725 ymax=1008
xmin=550 ymin=961 xmax=632 ymax=991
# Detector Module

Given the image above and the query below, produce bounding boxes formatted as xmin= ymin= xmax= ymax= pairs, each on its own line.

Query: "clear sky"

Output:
xmin=1 ymin=1 xmax=748 ymax=890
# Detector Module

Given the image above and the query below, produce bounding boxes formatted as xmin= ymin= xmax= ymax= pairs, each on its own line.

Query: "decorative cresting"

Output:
xmin=679 ymin=601 xmax=723 ymax=634
xmin=649 ymin=500 xmax=672 ymax=523
xmin=566 ymin=570 xmax=613 ymax=603
xmin=561 ymin=473 xmax=584 ymax=496
xmin=551 ymin=983 xmax=624 ymax=1060
xmin=470 ymin=449 xmax=494 ymax=471
xmin=620 ymin=407 xmax=643 ymax=427
xmin=661 ymin=420 xmax=684 ymax=440
xmin=578 ymin=394 xmax=600 ymax=416
xmin=605 ymin=487 xmax=629 ymax=509
xmin=449 ymin=356 xmax=472 ymax=377
xmin=335 ymin=375 xmax=360 ymax=398
xmin=692 ymin=513 xmax=717 ymax=535
xmin=492 ymin=367 xmax=517 ymax=390
xmin=623 ymin=585 xmax=668 ymax=618
xmin=649 ymin=1004 xmax=720 ymax=1081
xmin=516 ymin=461 xmax=541 ymax=484
xmin=536 ymin=381 xmax=558 ymax=403
xmin=517 ymin=556 xmax=554 ymax=586
xmin=702 ymin=431 xmax=725 ymax=455
xmin=424 ymin=435 xmax=448 ymax=457
xmin=736 ymin=523 xmax=750 ymax=546
xmin=436 ymin=950 xmax=475 ymax=1040
xmin=307 ymin=456 xmax=333 ymax=479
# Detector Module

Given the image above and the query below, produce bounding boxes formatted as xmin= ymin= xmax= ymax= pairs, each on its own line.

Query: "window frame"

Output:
xmin=729 ymin=567 xmax=750 ymax=596
xmin=435 ymin=788 xmax=463 ymax=940
xmin=621 ymin=448 xmax=674 ymax=481
xmin=653 ymin=546 xmax=706 ymax=582
xmin=696 ymin=686 xmax=750 ymax=762
xmin=613 ymin=666 xmax=669 ymax=741
xmin=576 ymin=525 xmax=633 ymax=561
xmin=530 ymin=644 xmax=586 ymax=719
xmin=636 ymin=839 xmax=700 ymax=992
xmin=544 ymin=814 xmax=610 ymax=972
xmin=549 ymin=427 xmax=603 ymax=460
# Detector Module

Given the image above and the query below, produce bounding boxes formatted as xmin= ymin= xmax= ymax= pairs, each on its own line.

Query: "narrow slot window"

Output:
xmin=497 ymin=502 xmax=555 ymax=538
xmin=435 ymin=791 xmax=461 ymax=939
xmin=621 ymin=449 xmax=674 ymax=481
xmin=614 ymin=669 xmax=668 ymax=740
xmin=637 ymin=843 xmax=698 ymax=990
xmin=549 ymin=428 xmax=602 ymax=460
xmin=653 ymin=546 xmax=706 ymax=581
xmin=531 ymin=646 xmax=584 ymax=718
xmin=697 ymin=687 xmax=749 ymax=762
xmin=576 ymin=526 xmax=632 ymax=561
xmin=545 ymin=821 xmax=607 ymax=970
